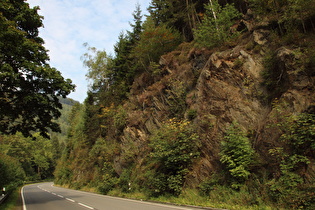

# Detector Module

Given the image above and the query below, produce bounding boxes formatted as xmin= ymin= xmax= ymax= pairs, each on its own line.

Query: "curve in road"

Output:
xmin=22 ymin=182 xmax=206 ymax=210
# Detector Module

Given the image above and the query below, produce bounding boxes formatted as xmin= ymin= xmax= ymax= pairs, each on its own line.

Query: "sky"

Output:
xmin=27 ymin=0 xmax=151 ymax=103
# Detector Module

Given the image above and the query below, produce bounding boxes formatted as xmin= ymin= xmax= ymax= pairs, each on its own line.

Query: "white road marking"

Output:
xmin=21 ymin=186 xmax=27 ymax=210
xmin=66 ymin=198 xmax=75 ymax=202
xmin=23 ymin=184 xmax=97 ymax=210
xmin=78 ymin=202 xmax=94 ymax=209
xmin=42 ymin=183 xmax=197 ymax=210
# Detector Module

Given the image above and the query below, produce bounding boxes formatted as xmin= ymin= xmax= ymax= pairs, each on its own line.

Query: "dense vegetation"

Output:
xmin=1 ymin=0 xmax=315 ymax=209
xmin=0 ymin=0 xmax=75 ymax=138
xmin=0 ymin=0 xmax=74 ymax=196
xmin=0 ymin=98 xmax=76 ymax=193
xmin=53 ymin=0 xmax=315 ymax=209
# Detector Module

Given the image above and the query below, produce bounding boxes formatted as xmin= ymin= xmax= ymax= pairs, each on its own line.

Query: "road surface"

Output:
xmin=22 ymin=182 xmax=205 ymax=210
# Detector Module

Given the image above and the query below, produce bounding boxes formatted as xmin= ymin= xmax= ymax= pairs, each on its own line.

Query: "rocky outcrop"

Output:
xmin=117 ymin=27 xmax=315 ymax=186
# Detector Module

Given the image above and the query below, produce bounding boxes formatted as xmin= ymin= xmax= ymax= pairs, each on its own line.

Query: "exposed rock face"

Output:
xmin=118 ymin=31 xmax=315 ymax=186
xmin=183 ymin=44 xmax=267 ymax=184
xmin=253 ymin=29 xmax=270 ymax=45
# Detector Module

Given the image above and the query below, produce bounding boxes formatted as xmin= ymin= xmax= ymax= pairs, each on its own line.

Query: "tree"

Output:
xmin=110 ymin=4 xmax=144 ymax=100
xmin=128 ymin=3 xmax=143 ymax=44
xmin=132 ymin=17 xmax=182 ymax=68
xmin=283 ymin=0 xmax=315 ymax=33
xmin=148 ymin=0 xmax=207 ymax=41
xmin=82 ymin=43 xmax=112 ymax=91
xmin=0 ymin=153 xmax=25 ymax=190
xmin=194 ymin=0 xmax=241 ymax=48
xmin=248 ymin=0 xmax=315 ymax=33
xmin=0 ymin=0 xmax=75 ymax=138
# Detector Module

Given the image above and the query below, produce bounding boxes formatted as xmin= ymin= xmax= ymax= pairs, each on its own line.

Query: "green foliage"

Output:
xmin=82 ymin=43 xmax=112 ymax=90
xmin=248 ymin=0 xmax=315 ymax=34
xmin=0 ymin=133 xmax=57 ymax=180
xmin=54 ymin=103 xmax=90 ymax=186
xmin=266 ymin=102 xmax=315 ymax=209
xmin=220 ymin=123 xmax=254 ymax=189
xmin=32 ymin=2 xmax=315 ymax=210
xmin=98 ymin=162 xmax=118 ymax=194
xmin=82 ymin=5 xmax=144 ymax=105
xmin=50 ymin=99 xmax=77 ymax=144
xmin=282 ymin=113 xmax=315 ymax=154
xmin=198 ymin=178 xmax=218 ymax=196
xmin=194 ymin=0 xmax=241 ymax=48
xmin=0 ymin=153 xmax=25 ymax=191
xmin=148 ymin=0 xmax=206 ymax=41
xmin=54 ymin=161 xmax=72 ymax=185
xmin=128 ymin=4 xmax=143 ymax=44
xmin=147 ymin=119 xmax=200 ymax=196
xmin=0 ymin=0 xmax=75 ymax=138
xmin=117 ymin=169 xmax=132 ymax=193
xmin=132 ymin=17 xmax=182 ymax=68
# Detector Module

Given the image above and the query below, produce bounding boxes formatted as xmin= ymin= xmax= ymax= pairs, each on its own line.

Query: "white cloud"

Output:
xmin=27 ymin=0 xmax=150 ymax=102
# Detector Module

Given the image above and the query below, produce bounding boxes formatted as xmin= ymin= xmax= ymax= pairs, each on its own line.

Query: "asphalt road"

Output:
xmin=22 ymin=182 xmax=205 ymax=210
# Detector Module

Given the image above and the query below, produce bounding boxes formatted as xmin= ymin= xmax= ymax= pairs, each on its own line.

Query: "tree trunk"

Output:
xmin=186 ymin=0 xmax=193 ymax=32
xmin=209 ymin=0 xmax=220 ymax=37
xmin=38 ymin=166 xmax=41 ymax=179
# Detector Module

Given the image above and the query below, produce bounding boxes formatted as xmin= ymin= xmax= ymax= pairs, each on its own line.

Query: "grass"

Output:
xmin=148 ymin=189 xmax=274 ymax=210
xmin=0 ymin=187 xmax=22 ymax=210
xmin=1 ymin=185 xmax=280 ymax=210
xmin=105 ymin=187 xmax=277 ymax=210
xmin=26 ymin=181 xmax=282 ymax=210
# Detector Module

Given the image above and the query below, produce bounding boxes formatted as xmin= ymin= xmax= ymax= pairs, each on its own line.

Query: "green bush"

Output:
xmin=98 ymin=162 xmax=118 ymax=195
xmin=220 ymin=122 xmax=254 ymax=189
xmin=267 ymin=111 xmax=315 ymax=208
xmin=199 ymin=178 xmax=217 ymax=196
xmin=0 ymin=154 xmax=25 ymax=191
xmin=98 ymin=174 xmax=117 ymax=195
xmin=118 ymin=169 xmax=132 ymax=193
xmin=143 ymin=171 xmax=168 ymax=197
xmin=147 ymin=119 xmax=200 ymax=196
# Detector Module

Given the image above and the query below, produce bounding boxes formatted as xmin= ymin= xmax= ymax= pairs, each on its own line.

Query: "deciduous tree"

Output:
xmin=0 ymin=0 xmax=75 ymax=138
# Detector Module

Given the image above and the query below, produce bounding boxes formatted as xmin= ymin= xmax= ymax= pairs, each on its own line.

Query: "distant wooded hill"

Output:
xmin=58 ymin=96 xmax=79 ymax=106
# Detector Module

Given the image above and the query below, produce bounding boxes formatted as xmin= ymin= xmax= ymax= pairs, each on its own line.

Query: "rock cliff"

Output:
xmin=117 ymin=22 xmax=315 ymax=187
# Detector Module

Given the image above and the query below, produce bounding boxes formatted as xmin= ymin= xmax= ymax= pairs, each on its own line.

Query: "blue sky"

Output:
xmin=27 ymin=0 xmax=150 ymax=103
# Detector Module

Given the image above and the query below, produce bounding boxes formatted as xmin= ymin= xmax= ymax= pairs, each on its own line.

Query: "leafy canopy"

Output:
xmin=194 ymin=0 xmax=241 ymax=48
xmin=0 ymin=0 xmax=75 ymax=138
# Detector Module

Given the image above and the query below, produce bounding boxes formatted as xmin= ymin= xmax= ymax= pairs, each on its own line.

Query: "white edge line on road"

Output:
xmin=21 ymin=186 xmax=27 ymax=210
xmin=78 ymin=202 xmax=94 ymax=209
xmin=52 ymin=187 xmax=192 ymax=210
xmin=49 ymin=183 xmax=193 ymax=210
xmin=57 ymin=195 xmax=64 ymax=198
